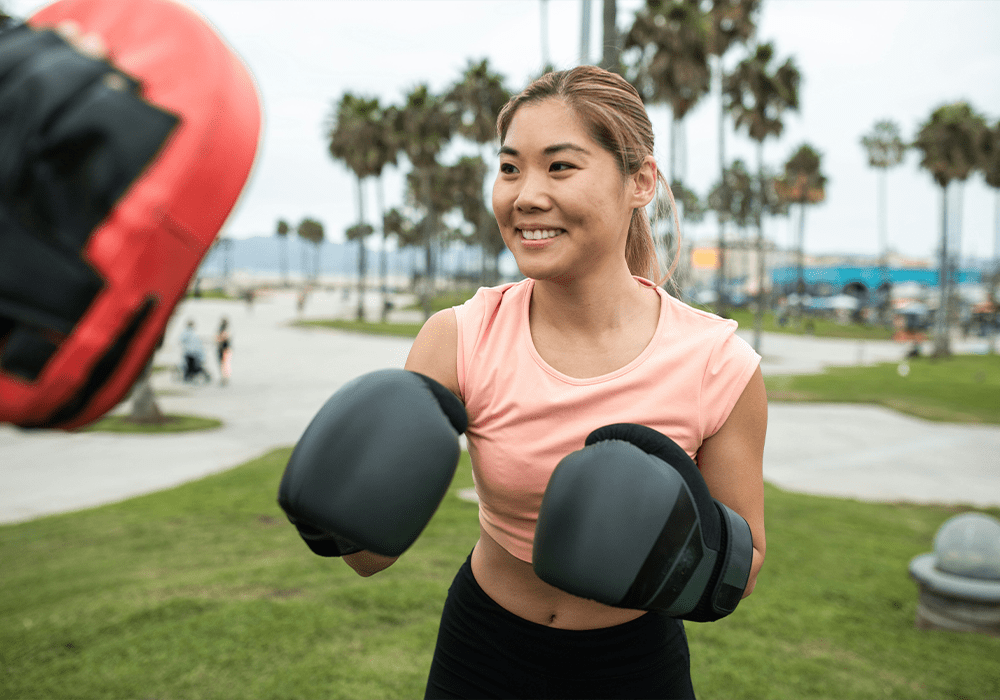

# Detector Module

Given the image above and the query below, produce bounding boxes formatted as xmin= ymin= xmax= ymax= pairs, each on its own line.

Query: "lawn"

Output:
xmin=293 ymin=318 xmax=425 ymax=338
xmin=765 ymin=353 xmax=1000 ymax=424
xmin=79 ymin=414 xmax=223 ymax=433
xmin=2 ymin=449 xmax=998 ymax=699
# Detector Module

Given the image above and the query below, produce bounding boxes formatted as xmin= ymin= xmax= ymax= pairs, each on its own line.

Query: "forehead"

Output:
xmin=502 ymin=99 xmax=595 ymax=152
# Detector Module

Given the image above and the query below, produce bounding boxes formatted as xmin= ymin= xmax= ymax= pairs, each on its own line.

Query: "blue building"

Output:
xmin=771 ymin=265 xmax=982 ymax=297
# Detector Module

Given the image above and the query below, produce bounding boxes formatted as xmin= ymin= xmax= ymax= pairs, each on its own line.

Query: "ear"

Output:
xmin=629 ymin=156 xmax=658 ymax=209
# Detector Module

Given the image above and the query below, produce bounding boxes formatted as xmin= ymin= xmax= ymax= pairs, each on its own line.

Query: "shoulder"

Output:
xmin=658 ymin=289 xmax=737 ymax=333
xmin=404 ymin=309 xmax=460 ymax=398
xmin=455 ymin=280 xmax=526 ymax=323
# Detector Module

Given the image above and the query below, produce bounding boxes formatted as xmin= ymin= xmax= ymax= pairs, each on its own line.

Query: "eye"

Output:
xmin=550 ymin=162 xmax=575 ymax=173
xmin=499 ymin=162 xmax=519 ymax=175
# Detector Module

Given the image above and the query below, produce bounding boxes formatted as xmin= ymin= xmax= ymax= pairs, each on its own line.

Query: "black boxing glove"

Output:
xmin=278 ymin=369 xmax=467 ymax=558
xmin=533 ymin=423 xmax=753 ymax=622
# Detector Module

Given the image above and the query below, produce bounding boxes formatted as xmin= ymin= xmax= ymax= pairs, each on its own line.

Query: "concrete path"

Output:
xmin=2 ymin=288 xmax=997 ymax=525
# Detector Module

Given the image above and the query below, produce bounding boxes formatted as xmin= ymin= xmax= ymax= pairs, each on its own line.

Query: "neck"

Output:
xmin=530 ymin=266 xmax=652 ymax=335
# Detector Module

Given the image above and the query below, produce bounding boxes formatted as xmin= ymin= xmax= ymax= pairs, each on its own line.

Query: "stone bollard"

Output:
xmin=909 ymin=512 xmax=1000 ymax=636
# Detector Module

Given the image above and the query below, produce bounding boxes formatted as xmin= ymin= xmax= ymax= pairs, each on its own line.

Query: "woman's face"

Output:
xmin=492 ymin=99 xmax=651 ymax=284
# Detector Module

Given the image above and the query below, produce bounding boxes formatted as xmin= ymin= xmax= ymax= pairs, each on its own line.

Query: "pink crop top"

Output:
xmin=453 ymin=278 xmax=761 ymax=562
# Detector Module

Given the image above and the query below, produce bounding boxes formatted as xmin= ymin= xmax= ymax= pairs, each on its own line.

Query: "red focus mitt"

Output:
xmin=0 ymin=0 xmax=261 ymax=429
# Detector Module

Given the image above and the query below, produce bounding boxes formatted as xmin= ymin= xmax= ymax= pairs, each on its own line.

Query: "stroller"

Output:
xmin=179 ymin=351 xmax=211 ymax=383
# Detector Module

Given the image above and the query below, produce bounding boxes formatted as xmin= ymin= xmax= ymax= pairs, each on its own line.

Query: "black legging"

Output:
xmin=425 ymin=553 xmax=696 ymax=699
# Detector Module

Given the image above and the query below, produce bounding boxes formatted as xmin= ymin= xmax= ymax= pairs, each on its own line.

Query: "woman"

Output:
xmin=215 ymin=317 xmax=231 ymax=386
xmin=348 ymin=66 xmax=767 ymax=699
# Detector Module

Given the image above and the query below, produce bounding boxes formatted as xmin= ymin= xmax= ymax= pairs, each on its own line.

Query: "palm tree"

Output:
xmin=446 ymin=155 xmax=507 ymax=284
xmin=275 ymin=219 xmax=290 ymax=286
xmin=296 ymin=218 xmax=325 ymax=282
xmin=860 ymin=119 xmax=906 ymax=322
xmin=775 ymin=143 xmax=826 ymax=323
xmin=327 ymin=94 xmax=397 ymax=321
xmin=708 ymin=159 xmax=756 ymax=235
xmin=624 ymin=1 xmax=711 ymax=290
xmin=705 ymin=0 xmax=759 ymax=318
xmin=384 ymin=207 xmax=422 ymax=281
xmin=982 ymin=120 xmax=1000 ymax=353
xmin=395 ymin=84 xmax=456 ymax=319
xmin=709 ymin=159 xmax=783 ymax=305
xmin=446 ymin=59 xmax=510 ymax=286
xmin=625 ymin=1 xmax=711 ymax=189
xmin=601 ymin=0 xmax=621 ymax=73
xmin=723 ymin=41 xmax=800 ymax=351
xmin=913 ymin=102 xmax=989 ymax=357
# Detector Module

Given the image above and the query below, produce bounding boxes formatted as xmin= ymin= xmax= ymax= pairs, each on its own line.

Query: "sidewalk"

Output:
xmin=1 ymin=289 xmax=997 ymax=525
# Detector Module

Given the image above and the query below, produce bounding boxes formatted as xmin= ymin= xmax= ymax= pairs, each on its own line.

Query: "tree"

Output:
xmin=860 ymin=119 xmax=906 ymax=321
xmin=775 ymin=143 xmax=826 ymax=322
xmin=624 ymin=1 xmax=711 ymax=288
xmin=384 ymin=206 xmax=424 ymax=289
xmin=601 ymin=0 xmax=622 ymax=73
xmin=625 ymin=0 xmax=711 ymax=188
xmin=981 ymin=120 xmax=1000 ymax=354
xmin=274 ymin=219 xmax=290 ymax=286
xmin=395 ymin=84 xmax=456 ymax=319
xmin=296 ymin=218 xmax=324 ymax=281
xmin=704 ymin=0 xmax=759 ymax=317
xmin=912 ymin=102 xmax=989 ymax=357
xmin=708 ymin=159 xmax=756 ymax=233
xmin=327 ymin=93 xmax=397 ymax=321
xmin=446 ymin=59 xmax=510 ymax=286
xmin=129 ymin=360 xmax=163 ymax=423
xmin=723 ymin=41 xmax=800 ymax=351
xmin=709 ymin=159 xmax=784 ymax=303
xmin=446 ymin=155 xmax=506 ymax=283
xmin=345 ymin=222 xmax=374 ymax=314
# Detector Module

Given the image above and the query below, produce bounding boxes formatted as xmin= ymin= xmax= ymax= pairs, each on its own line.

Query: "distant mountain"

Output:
xmin=197 ymin=235 xmax=514 ymax=279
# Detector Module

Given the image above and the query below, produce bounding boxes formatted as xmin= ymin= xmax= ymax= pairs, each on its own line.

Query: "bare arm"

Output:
xmin=343 ymin=309 xmax=461 ymax=577
xmin=697 ymin=366 xmax=768 ymax=598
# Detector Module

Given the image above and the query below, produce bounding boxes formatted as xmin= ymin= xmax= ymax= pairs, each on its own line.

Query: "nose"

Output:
xmin=514 ymin=170 xmax=551 ymax=212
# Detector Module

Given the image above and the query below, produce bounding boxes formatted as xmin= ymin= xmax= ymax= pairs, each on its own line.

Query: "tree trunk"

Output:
xmin=600 ymin=0 xmax=619 ymax=73
xmin=378 ymin=177 xmax=390 ymax=323
xmin=932 ymin=184 xmax=951 ymax=357
xmin=280 ymin=237 xmax=288 ymax=287
xmin=795 ymin=201 xmax=806 ymax=324
xmin=129 ymin=362 xmax=163 ymax=423
xmin=877 ymin=168 xmax=890 ymax=324
xmin=714 ymin=59 xmax=728 ymax=318
xmin=420 ymin=170 xmax=435 ymax=321
xmin=356 ymin=176 xmax=367 ymax=322
xmin=752 ymin=142 xmax=765 ymax=355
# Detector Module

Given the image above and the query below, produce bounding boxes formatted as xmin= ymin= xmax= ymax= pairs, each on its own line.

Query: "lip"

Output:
xmin=515 ymin=226 xmax=566 ymax=241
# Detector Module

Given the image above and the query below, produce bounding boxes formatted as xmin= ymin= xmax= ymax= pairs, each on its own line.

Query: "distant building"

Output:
xmin=770 ymin=264 xmax=982 ymax=298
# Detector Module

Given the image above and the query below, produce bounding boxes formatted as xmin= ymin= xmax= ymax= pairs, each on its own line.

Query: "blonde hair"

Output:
xmin=496 ymin=66 xmax=680 ymax=284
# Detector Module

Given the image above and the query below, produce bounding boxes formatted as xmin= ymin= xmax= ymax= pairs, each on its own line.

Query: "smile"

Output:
xmin=519 ymin=228 xmax=565 ymax=240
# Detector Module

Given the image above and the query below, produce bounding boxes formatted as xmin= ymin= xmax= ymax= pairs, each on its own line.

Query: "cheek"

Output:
xmin=492 ymin=180 xmax=511 ymax=225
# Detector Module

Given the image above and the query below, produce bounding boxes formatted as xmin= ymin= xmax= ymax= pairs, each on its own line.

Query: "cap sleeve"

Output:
xmin=701 ymin=324 xmax=761 ymax=437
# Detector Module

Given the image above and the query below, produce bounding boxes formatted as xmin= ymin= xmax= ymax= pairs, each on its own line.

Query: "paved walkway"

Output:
xmin=2 ymin=288 xmax=997 ymax=525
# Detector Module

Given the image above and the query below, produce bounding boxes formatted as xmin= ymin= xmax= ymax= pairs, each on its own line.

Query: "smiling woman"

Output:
xmin=387 ymin=65 xmax=769 ymax=700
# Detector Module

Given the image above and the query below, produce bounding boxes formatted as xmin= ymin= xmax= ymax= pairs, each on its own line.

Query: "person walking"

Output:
xmin=215 ymin=317 xmax=232 ymax=386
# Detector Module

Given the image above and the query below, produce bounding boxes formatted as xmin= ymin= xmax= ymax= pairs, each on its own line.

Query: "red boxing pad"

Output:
xmin=0 ymin=0 xmax=261 ymax=429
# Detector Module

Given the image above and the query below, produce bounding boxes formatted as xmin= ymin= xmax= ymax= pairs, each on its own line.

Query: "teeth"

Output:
xmin=521 ymin=229 xmax=563 ymax=240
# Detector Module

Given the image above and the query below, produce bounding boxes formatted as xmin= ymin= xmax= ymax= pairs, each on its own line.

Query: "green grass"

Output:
xmin=766 ymin=354 xmax=1000 ymax=424
xmin=402 ymin=288 xmax=479 ymax=314
xmin=294 ymin=318 xmax=426 ymax=337
xmin=2 ymin=449 xmax=998 ymax=699
xmin=79 ymin=414 xmax=223 ymax=433
xmin=185 ymin=288 xmax=237 ymax=301
xmin=720 ymin=308 xmax=896 ymax=340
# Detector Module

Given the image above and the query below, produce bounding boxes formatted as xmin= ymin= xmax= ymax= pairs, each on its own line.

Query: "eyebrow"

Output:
xmin=498 ymin=142 xmax=592 ymax=157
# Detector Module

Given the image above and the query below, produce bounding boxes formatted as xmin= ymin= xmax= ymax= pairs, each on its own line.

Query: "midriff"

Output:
xmin=470 ymin=526 xmax=647 ymax=630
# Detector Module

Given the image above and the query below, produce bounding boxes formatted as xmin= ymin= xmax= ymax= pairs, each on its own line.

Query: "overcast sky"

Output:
xmin=12 ymin=0 xmax=1000 ymax=261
